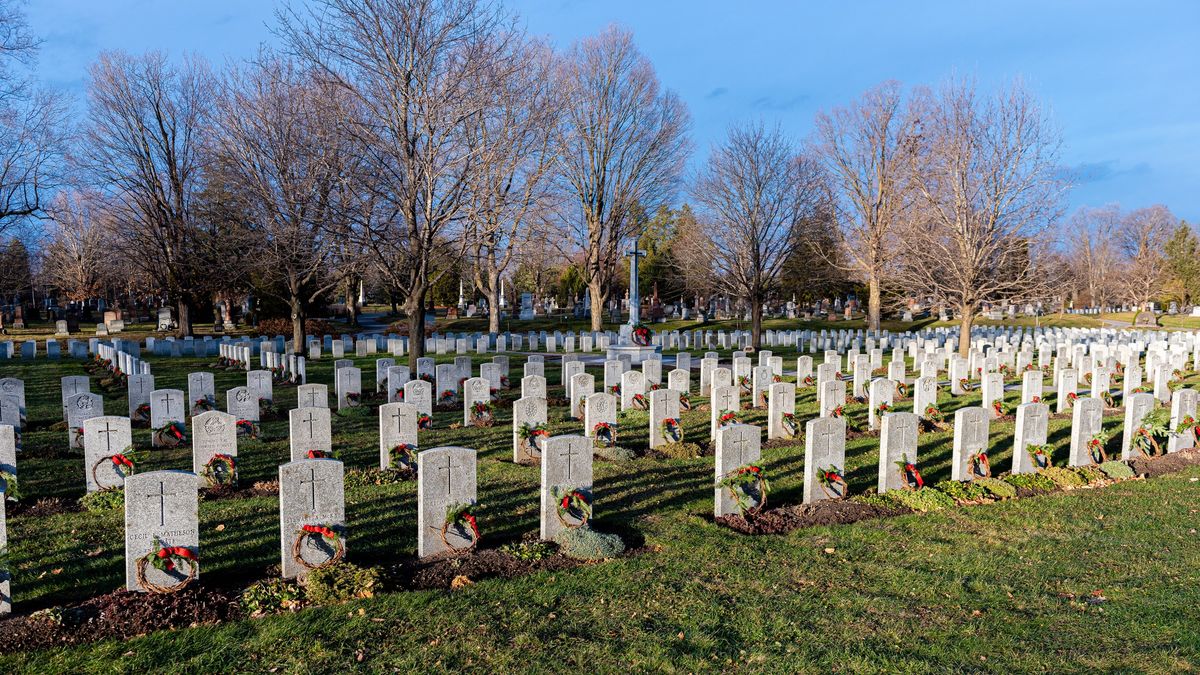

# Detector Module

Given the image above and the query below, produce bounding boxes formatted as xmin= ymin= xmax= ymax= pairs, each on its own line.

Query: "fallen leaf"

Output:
xmin=450 ymin=575 xmax=473 ymax=590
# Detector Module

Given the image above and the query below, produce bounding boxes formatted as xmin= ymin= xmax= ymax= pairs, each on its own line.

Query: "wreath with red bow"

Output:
xmin=553 ymin=487 xmax=593 ymax=529
xmin=718 ymin=409 xmax=739 ymax=426
xmin=469 ymin=401 xmax=495 ymax=427
xmin=661 ymin=417 xmax=682 ymax=443
xmin=630 ymin=393 xmax=648 ymax=410
xmin=517 ymin=423 xmax=548 ymax=460
xmin=137 ymin=537 xmax=198 ymax=594
xmin=442 ymin=502 xmax=479 ymax=553
xmin=631 ymin=324 xmax=652 ymax=346
xmin=593 ymin=421 xmax=615 ymax=447
xmin=235 ymin=419 xmax=259 ymax=440
xmin=292 ymin=523 xmax=344 ymax=570
xmin=1027 ymin=443 xmax=1053 ymax=469
xmin=780 ymin=412 xmax=799 ymax=437
xmin=92 ymin=451 xmax=135 ymax=488
xmin=816 ymin=465 xmax=846 ymax=499
xmin=968 ymin=451 xmax=991 ymax=478
xmin=718 ymin=464 xmax=770 ymax=515
xmin=895 ymin=454 xmax=924 ymax=489
xmin=417 ymin=413 xmax=434 ymax=430
xmin=202 ymin=453 xmax=237 ymax=487
xmin=389 ymin=443 xmax=417 ymax=471
xmin=153 ymin=420 xmax=187 ymax=448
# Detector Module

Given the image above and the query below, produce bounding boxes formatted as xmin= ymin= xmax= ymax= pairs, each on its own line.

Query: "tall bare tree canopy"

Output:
xmin=81 ymin=51 xmax=213 ymax=336
xmin=811 ymin=81 xmax=909 ymax=332
xmin=897 ymin=79 xmax=1067 ymax=355
xmin=555 ymin=25 xmax=690 ymax=331
xmin=691 ymin=122 xmax=825 ymax=348
xmin=280 ymin=0 xmax=517 ymax=369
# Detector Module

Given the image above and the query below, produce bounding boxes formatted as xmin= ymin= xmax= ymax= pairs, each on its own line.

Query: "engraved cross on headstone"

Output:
xmin=563 ymin=440 xmax=586 ymax=481
xmin=436 ymin=453 xmax=464 ymax=496
xmin=99 ymin=420 xmax=119 ymax=452
xmin=730 ymin=431 xmax=752 ymax=466
xmin=302 ymin=411 xmax=317 ymax=437
xmin=304 ymin=389 xmax=320 ymax=407
xmin=300 ymin=466 xmax=325 ymax=511
xmin=146 ymin=480 xmax=178 ymax=527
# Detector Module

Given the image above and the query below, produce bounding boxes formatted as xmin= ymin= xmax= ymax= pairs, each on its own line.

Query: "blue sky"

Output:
xmin=26 ymin=0 xmax=1200 ymax=221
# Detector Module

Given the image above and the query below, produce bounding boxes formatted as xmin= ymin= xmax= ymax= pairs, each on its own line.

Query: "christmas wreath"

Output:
xmin=132 ymin=403 xmax=151 ymax=424
xmin=895 ymin=382 xmax=908 ymax=398
xmin=393 ymin=388 xmax=405 ymax=402
xmin=153 ymin=420 xmax=187 ymax=448
xmin=924 ymin=405 xmax=944 ymax=424
xmin=1177 ymin=415 xmax=1199 ymax=442
xmin=1026 ymin=443 xmax=1053 ymax=469
xmin=292 ymin=523 xmax=344 ymax=570
xmin=630 ymin=393 xmax=648 ymax=410
xmin=631 ymin=323 xmax=652 ymax=346
xmin=345 ymin=392 xmax=362 ymax=407
xmin=802 ymin=375 xmax=815 ymax=387
xmin=679 ymin=392 xmax=692 ymax=411
xmin=193 ymin=396 xmax=215 ymax=413
xmin=1101 ymin=391 xmax=1116 ymax=408
xmin=202 ymin=453 xmax=237 ymax=487
xmin=137 ymin=537 xmax=197 ymax=594
xmin=418 ymin=373 xmax=434 ymax=384
xmin=895 ymin=454 xmax=924 ymax=489
xmin=829 ymin=404 xmax=845 ymax=419
xmin=441 ymin=502 xmax=479 ymax=552
xmin=737 ymin=375 xmax=752 ymax=393
xmin=718 ymin=409 xmax=739 ymax=426
xmin=306 ymin=449 xmax=338 ymax=459
xmin=992 ymin=399 xmax=1010 ymax=417
xmin=390 ymin=443 xmax=417 ymax=470
xmin=609 ymin=384 xmax=621 ymax=395
xmin=874 ymin=402 xmax=891 ymax=418
xmin=661 ymin=417 xmax=682 ymax=443
xmin=959 ymin=378 xmax=973 ymax=392
xmin=438 ymin=390 xmax=457 ymax=405
xmin=0 ymin=469 xmax=19 ymax=500
xmin=1065 ymin=391 xmax=1079 ymax=408
xmin=816 ymin=465 xmax=846 ymax=499
xmin=71 ymin=426 xmax=84 ymax=447
xmin=92 ymin=451 xmax=135 ymax=488
xmin=469 ymin=401 xmax=495 ymax=427
xmin=780 ymin=412 xmax=799 ymax=437
xmin=1133 ymin=408 xmax=1170 ymax=457
xmin=593 ymin=421 xmax=615 ymax=447
xmin=552 ymin=486 xmax=592 ymax=529
xmin=235 ymin=419 xmax=259 ymax=439
xmin=517 ymin=423 xmax=548 ymax=460
xmin=417 ymin=413 xmax=434 ymax=430
xmin=719 ymin=464 xmax=770 ymax=515
xmin=968 ymin=451 xmax=991 ymax=478
xmin=1087 ymin=431 xmax=1110 ymax=465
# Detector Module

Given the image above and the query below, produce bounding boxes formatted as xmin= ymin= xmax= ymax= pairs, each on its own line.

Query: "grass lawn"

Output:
xmin=0 ymin=332 xmax=1199 ymax=671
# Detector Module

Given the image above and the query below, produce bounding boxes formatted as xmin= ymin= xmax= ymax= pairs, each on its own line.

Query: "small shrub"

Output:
xmin=499 ymin=540 xmax=556 ymax=562
xmin=1003 ymin=472 xmax=1057 ymax=493
xmin=973 ymin=477 xmax=1017 ymax=500
xmin=935 ymin=480 xmax=988 ymax=503
xmin=653 ymin=441 xmax=704 ymax=460
xmin=593 ymin=445 xmax=637 ymax=462
xmin=1073 ymin=466 xmax=1106 ymax=484
xmin=851 ymin=493 xmax=895 ymax=508
xmin=1041 ymin=466 xmax=1086 ymax=489
xmin=553 ymin=527 xmax=625 ymax=561
xmin=303 ymin=562 xmax=380 ymax=605
xmin=256 ymin=317 xmax=340 ymax=338
xmin=79 ymin=489 xmax=124 ymax=511
xmin=883 ymin=487 xmax=956 ymax=512
xmin=1099 ymin=460 xmax=1135 ymax=480
xmin=241 ymin=578 xmax=304 ymax=616
xmin=344 ymin=468 xmax=413 ymax=489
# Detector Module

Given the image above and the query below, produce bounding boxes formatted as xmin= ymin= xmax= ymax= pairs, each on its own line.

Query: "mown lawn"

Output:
xmin=1 ymin=339 xmax=1198 ymax=672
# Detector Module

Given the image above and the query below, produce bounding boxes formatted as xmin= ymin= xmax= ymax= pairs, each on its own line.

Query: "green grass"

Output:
xmin=2 ymin=338 xmax=1200 ymax=671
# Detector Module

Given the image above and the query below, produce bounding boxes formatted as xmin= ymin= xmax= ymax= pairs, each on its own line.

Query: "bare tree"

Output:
xmin=0 ymin=0 xmax=66 ymax=234
xmin=280 ymin=0 xmax=515 ymax=370
xmin=212 ymin=54 xmax=353 ymax=352
xmin=465 ymin=38 xmax=561 ymax=334
xmin=555 ymin=25 xmax=690 ymax=331
xmin=691 ymin=122 xmax=826 ymax=347
xmin=1117 ymin=204 xmax=1176 ymax=309
xmin=897 ymin=79 xmax=1068 ymax=356
xmin=1063 ymin=204 xmax=1123 ymax=309
xmin=81 ymin=51 xmax=213 ymax=336
xmin=811 ymin=81 xmax=909 ymax=332
xmin=41 ymin=190 xmax=113 ymax=302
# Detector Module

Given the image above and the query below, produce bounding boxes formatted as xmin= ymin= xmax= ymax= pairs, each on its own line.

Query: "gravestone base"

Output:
xmin=606 ymin=341 xmax=660 ymax=366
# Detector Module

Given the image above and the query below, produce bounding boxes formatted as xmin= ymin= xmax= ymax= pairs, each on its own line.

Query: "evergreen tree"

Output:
xmin=1164 ymin=222 xmax=1200 ymax=305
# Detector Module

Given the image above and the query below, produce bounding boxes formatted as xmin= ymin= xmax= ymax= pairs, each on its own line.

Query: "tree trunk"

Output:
xmin=957 ymin=304 xmax=973 ymax=357
xmin=405 ymin=290 xmax=427 ymax=375
xmin=290 ymin=297 xmax=305 ymax=356
xmin=389 ymin=291 xmax=398 ymax=316
xmin=867 ymin=274 xmax=882 ymax=334
xmin=487 ymin=274 xmax=500 ymax=334
xmin=346 ymin=283 xmax=359 ymax=328
xmin=589 ymin=278 xmax=604 ymax=332
xmin=750 ymin=293 xmax=763 ymax=349
xmin=176 ymin=299 xmax=192 ymax=338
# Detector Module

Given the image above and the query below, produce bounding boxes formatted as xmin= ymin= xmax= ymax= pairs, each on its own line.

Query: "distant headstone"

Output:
xmin=289 ymin=407 xmax=333 ymax=460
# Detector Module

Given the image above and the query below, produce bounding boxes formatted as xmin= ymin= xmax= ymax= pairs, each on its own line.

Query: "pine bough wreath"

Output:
xmin=442 ymin=502 xmax=479 ymax=553
xmin=719 ymin=464 xmax=770 ymax=515
xmin=292 ymin=524 xmax=344 ymax=570
xmin=153 ymin=421 xmax=187 ymax=448
xmin=390 ymin=443 xmax=417 ymax=470
xmin=517 ymin=423 xmax=548 ymax=460
xmin=593 ymin=422 xmax=615 ymax=448
xmin=661 ymin=417 xmax=682 ymax=443
xmin=816 ymin=465 xmax=846 ymax=499
xmin=469 ymin=401 xmax=495 ymax=427
xmin=552 ymin=486 xmax=593 ymax=529
xmin=1027 ymin=443 xmax=1053 ymax=469
xmin=137 ymin=537 xmax=198 ymax=594
xmin=91 ymin=450 xmax=135 ymax=488
xmin=895 ymin=454 xmax=924 ymax=489
xmin=202 ymin=453 xmax=237 ymax=487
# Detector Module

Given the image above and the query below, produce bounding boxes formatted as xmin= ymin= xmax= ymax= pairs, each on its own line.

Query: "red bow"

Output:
xmin=307 ymin=450 xmax=327 ymax=459
xmin=111 ymin=454 xmax=134 ymax=469
xmin=302 ymin=524 xmax=337 ymax=540
xmin=905 ymin=463 xmax=924 ymax=488
xmin=462 ymin=513 xmax=479 ymax=537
